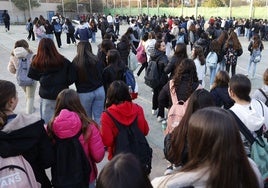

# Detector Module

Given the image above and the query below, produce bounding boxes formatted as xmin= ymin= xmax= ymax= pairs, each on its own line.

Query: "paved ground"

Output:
xmin=0 ymin=24 xmax=267 ymax=180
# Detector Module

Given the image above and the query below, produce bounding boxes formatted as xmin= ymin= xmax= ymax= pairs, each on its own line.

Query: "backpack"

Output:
xmin=225 ymin=47 xmax=238 ymax=65
xmin=54 ymin=23 xmax=62 ymax=32
xmin=258 ymin=89 xmax=268 ymax=107
xmin=133 ymin=28 xmax=139 ymax=40
xmin=230 ymin=109 xmax=268 ymax=181
xmin=122 ymin=68 xmax=136 ymax=92
xmin=136 ymin=43 xmax=147 ymax=64
xmin=144 ymin=58 xmax=160 ymax=89
xmin=176 ymin=34 xmax=185 ymax=44
xmin=105 ymin=111 xmax=152 ymax=175
xmin=51 ymin=131 xmax=90 ymax=188
xmin=16 ymin=54 xmax=35 ymax=87
xmin=0 ymin=155 xmax=41 ymax=188
xmin=206 ymin=51 xmax=218 ymax=68
xmin=165 ymin=80 xmax=189 ymax=134
xmin=252 ymin=48 xmax=262 ymax=63
xmin=25 ymin=22 xmax=31 ymax=31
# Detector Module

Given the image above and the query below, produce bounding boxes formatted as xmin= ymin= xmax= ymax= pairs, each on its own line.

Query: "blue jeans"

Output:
xmin=91 ymin=32 xmax=96 ymax=43
xmin=78 ymin=86 xmax=105 ymax=125
xmin=40 ymin=98 xmax=56 ymax=124
xmin=209 ymin=66 xmax=217 ymax=86
xmin=247 ymin=58 xmax=257 ymax=78
xmin=216 ymin=59 xmax=226 ymax=73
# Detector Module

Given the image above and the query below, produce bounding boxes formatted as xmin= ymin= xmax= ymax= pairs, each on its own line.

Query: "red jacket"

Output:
xmin=100 ymin=101 xmax=149 ymax=160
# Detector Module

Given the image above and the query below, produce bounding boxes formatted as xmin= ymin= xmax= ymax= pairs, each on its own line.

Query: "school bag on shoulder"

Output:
xmin=51 ymin=131 xmax=90 ymax=188
xmin=165 ymin=80 xmax=189 ymax=135
xmin=121 ymin=68 xmax=138 ymax=99
xmin=16 ymin=54 xmax=35 ymax=87
xmin=136 ymin=43 xmax=147 ymax=64
xmin=54 ymin=23 xmax=62 ymax=33
xmin=0 ymin=155 xmax=41 ymax=188
xmin=105 ymin=111 xmax=152 ymax=175
xmin=230 ymin=109 xmax=268 ymax=182
xmin=144 ymin=57 xmax=160 ymax=89
xmin=206 ymin=51 xmax=218 ymax=68
xmin=258 ymin=89 xmax=268 ymax=107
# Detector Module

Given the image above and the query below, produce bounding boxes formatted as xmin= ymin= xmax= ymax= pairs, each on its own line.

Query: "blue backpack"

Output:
xmin=54 ymin=23 xmax=62 ymax=32
xmin=122 ymin=68 xmax=136 ymax=92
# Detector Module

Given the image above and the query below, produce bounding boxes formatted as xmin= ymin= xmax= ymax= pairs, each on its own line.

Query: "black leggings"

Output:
xmin=137 ymin=62 xmax=148 ymax=76
xmin=225 ymin=63 xmax=236 ymax=77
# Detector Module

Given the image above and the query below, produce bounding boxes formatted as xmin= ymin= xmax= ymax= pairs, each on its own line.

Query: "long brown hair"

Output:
xmin=31 ymin=38 xmax=65 ymax=71
xmin=72 ymin=41 xmax=99 ymax=82
xmin=182 ymin=107 xmax=259 ymax=188
xmin=211 ymin=70 xmax=230 ymax=90
xmin=47 ymin=89 xmax=97 ymax=139
xmin=168 ymin=89 xmax=215 ymax=165
xmin=252 ymin=34 xmax=262 ymax=49
xmin=192 ymin=45 xmax=205 ymax=65
xmin=225 ymin=31 xmax=242 ymax=50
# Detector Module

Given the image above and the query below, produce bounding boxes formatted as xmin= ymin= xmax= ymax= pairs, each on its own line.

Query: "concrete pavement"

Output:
xmin=0 ymin=24 xmax=267 ymax=180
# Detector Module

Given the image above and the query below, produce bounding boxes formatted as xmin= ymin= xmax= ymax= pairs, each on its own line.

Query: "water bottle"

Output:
xmin=128 ymin=85 xmax=133 ymax=93
xmin=162 ymin=120 xmax=167 ymax=131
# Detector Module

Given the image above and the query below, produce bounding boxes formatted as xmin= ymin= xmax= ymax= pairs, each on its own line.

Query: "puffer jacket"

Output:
xmin=52 ymin=109 xmax=105 ymax=183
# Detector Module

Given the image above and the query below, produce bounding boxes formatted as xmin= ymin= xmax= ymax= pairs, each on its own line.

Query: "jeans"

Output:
xmin=91 ymin=32 xmax=96 ymax=43
xmin=209 ymin=66 xmax=217 ymax=86
xmin=21 ymin=81 xmax=37 ymax=114
xmin=40 ymin=98 xmax=56 ymax=124
xmin=78 ymin=86 xmax=105 ymax=125
xmin=46 ymin=34 xmax=54 ymax=41
xmin=247 ymin=58 xmax=257 ymax=78
xmin=216 ymin=59 xmax=226 ymax=73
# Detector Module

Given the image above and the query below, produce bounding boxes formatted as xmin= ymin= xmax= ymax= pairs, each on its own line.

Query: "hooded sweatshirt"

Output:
xmin=100 ymin=101 xmax=149 ymax=160
xmin=52 ymin=109 xmax=105 ymax=183
xmin=231 ymin=98 xmax=268 ymax=155
xmin=0 ymin=113 xmax=54 ymax=188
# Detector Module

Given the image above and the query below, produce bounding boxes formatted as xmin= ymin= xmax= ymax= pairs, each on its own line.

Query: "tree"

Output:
xmin=203 ymin=0 xmax=225 ymax=7
xmin=11 ymin=0 xmax=40 ymax=11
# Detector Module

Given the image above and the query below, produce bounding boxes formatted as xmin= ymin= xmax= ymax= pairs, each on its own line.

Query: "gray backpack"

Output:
xmin=16 ymin=54 xmax=34 ymax=86
xmin=0 ymin=155 xmax=41 ymax=188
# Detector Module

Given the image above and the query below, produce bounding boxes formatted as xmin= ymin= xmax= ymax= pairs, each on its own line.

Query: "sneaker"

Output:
xmin=164 ymin=165 xmax=173 ymax=175
xmin=152 ymin=109 xmax=157 ymax=115
xmin=157 ymin=116 xmax=164 ymax=122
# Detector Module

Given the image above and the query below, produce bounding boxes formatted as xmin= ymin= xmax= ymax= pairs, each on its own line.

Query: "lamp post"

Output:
xmin=62 ymin=0 xmax=65 ymax=17
xmin=195 ymin=0 xmax=198 ymax=19
xmin=249 ymin=0 xmax=254 ymax=19
xmin=229 ymin=0 xmax=232 ymax=18
xmin=28 ymin=0 xmax=32 ymax=18
xmin=147 ymin=0 xmax=149 ymax=15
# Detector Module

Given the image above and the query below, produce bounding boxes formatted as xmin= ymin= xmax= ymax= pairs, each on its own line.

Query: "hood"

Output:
xmin=13 ymin=47 xmax=28 ymax=59
xmin=52 ymin=109 xmax=82 ymax=139
xmin=78 ymin=23 xmax=89 ymax=29
xmin=2 ymin=113 xmax=41 ymax=133
xmin=107 ymin=101 xmax=139 ymax=125
xmin=231 ymin=103 xmax=264 ymax=132
xmin=150 ymin=49 xmax=164 ymax=61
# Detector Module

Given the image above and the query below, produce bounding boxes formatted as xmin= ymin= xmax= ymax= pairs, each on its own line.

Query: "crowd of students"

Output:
xmin=2 ymin=13 xmax=268 ymax=188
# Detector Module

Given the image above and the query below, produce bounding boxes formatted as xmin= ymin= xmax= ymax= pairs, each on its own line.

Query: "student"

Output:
xmin=48 ymin=89 xmax=105 ymax=188
xmin=252 ymin=68 xmax=268 ymax=104
xmin=229 ymin=74 xmax=268 ymax=155
xmin=8 ymin=39 xmax=37 ymax=114
xmin=28 ymin=38 xmax=76 ymax=124
xmin=210 ymin=70 xmax=234 ymax=109
xmin=192 ymin=45 xmax=205 ymax=86
xmin=96 ymin=153 xmax=153 ymax=188
xmin=0 ymin=80 xmax=54 ymax=188
xmin=100 ymin=80 xmax=149 ymax=161
xmin=152 ymin=107 xmax=263 ymax=188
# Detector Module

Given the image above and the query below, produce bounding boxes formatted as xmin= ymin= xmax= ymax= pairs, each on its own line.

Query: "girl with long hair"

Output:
xmin=48 ymin=89 xmax=105 ymax=188
xmin=216 ymin=30 xmax=228 ymax=72
xmin=153 ymin=108 xmax=263 ymax=188
xmin=247 ymin=34 xmax=264 ymax=78
xmin=28 ymin=38 xmax=76 ymax=124
xmin=192 ymin=45 xmax=205 ymax=86
xmin=72 ymin=41 xmax=105 ymax=125
xmin=0 ymin=80 xmax=54 ymax=188
xmin=8 ymin=39 xmax=37 ymax=114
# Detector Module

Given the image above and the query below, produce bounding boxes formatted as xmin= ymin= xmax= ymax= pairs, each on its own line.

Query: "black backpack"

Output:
xmin=106 ymin=111 xmax=152 ymax=175
xmin=51 ymin=131 xmax=90 ymax=188
xmin=259 ymin=89 xmax=268 ymax=107
xmin=144 ymin=58 xmax=160 ymax=89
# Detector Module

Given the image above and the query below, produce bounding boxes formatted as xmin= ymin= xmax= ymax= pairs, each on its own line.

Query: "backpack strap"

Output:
xmin=258 ymin=89 xmax=268 ymax=104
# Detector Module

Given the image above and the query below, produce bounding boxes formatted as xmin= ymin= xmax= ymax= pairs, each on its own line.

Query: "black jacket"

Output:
xmin=28 ymin=58 xmax=76 ymax=100
xmin=0 ymin=114 xmax=54 ymax=188
xmin=210 ymin=86 xmax=234 ymax=109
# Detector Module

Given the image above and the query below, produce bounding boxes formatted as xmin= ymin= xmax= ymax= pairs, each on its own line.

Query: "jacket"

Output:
xmin=117 ymin=40 xmax=130 ymax=65
xmin=252 ymin=85 xmax=268 ymax=105
xmin=150 ymin=49 xmax=169 ymax=87
xmin=100 ymin=101 xmax=149 ymax=160
xmin=0 ymin=113 xmax=54 ymax=188
xmin=231 ymin=99 xmax=268 ymax=155
xmin=52 ymin=109 xmax=105 ymax=183
xmin=151 ymin=158 xmax=263 ymax=188
xmin=210 ymin=86 xmax=234 ymax=109
xmin=28 ymin=58 xmax=76 ymax=100
xmin=74 ymin=24 xmax=92 ymax=42
xmin=164 ymin=55 xmax=185 ymax=79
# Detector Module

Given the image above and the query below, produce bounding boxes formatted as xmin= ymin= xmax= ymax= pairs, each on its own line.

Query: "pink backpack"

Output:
xmin=0 ymin=155 xmax=41 ymax=188
xmin=165 ymin=80 xmax=189 ymax=134
xmin=136 ymin=42 xmax=147 ymax=64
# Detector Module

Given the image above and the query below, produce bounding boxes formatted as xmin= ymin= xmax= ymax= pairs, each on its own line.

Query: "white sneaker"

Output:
xmin=157 ymin=116 xmax=164 ymax=122
xmin=164 ymin=165 xmax=173 ymax=175
xmin=152 ymin=109 xmax=157 ymax=115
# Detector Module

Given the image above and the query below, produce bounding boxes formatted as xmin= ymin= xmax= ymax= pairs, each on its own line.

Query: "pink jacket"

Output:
xmin=52 ymin=109 xmax=105 ymax=183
